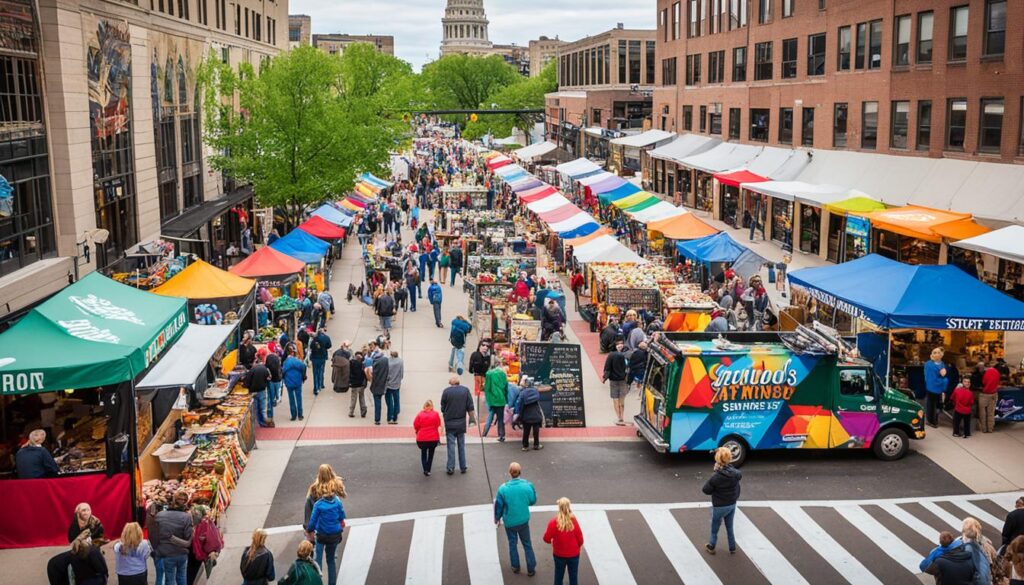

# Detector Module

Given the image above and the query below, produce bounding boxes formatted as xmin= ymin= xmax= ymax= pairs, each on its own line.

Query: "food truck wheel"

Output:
xmin=872 ymin=427 xmax=909 ymax=461
xmin=719 ymin=436 xmax=748 ymax=467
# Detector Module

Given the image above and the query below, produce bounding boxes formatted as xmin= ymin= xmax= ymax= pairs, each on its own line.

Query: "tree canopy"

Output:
xmin=420 ymin=54 xmax=522 ymax=110
xmin=461 ymin=60 xmax=556 ymax=141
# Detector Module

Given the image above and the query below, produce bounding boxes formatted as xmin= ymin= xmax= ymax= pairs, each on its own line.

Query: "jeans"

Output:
xmin=349 ymin=385 xmax=367 ymax=416
xmin=446 ymin=430 xmax=467 ymax=472
xmin=554 ymin=555 xmax=580 ymax=585
xmin=373 ymin=394 xmax=384 ymax=423
xmin=953 ymin=411 xmax=972 ymax=436
xmin=153 ymin=556 xmax=164 ymax=585
xmin=385 ymin=388 xmax=400 ymax=422
xmin=267 ymin=381 xmax=281 ymax=418
xmin=429 ymin=261 xmax=437 ymax=280
xmin=419 ymin=256 xmax=428 ymax=282
xmin=925 ymin=392 xmax=942 ymax=426
xmin=978 ymin=392 xmax=997 ymax=432
xmin=450 ymin=266 xmax=459 ymax=286
xmin=408 ymin=285 xmax=418 ymax=310
xmin=483 ymin=405 xmax=505 ymax=438
xmin=449 ymin=347 xmax=465 ymax=373
xmin=380 ymin=315 xmax=392 ymax=330
xmin=287 ymin=384 xmax=303 ymax=418
xmin=419 ymin=440 xmax=438 ymax=472
xmin=161 ymin=554 xmax=187 ymax=585
xmin=311 ymin=358 xmax=327 ymax=393
xmin=709 ymin=504 xmax=737 ymax=550
xmin=433 ymin=303 xmax=442 ymax=325
xmin=315 ymin=539 xmax=340 ymax=585
xmin=252 ymin=390 xmax=268 ymax=426
xmin=504 ymin=522 xmax=536 ymax=572
xmin=521 ymin=422 xmax=541 ymax=448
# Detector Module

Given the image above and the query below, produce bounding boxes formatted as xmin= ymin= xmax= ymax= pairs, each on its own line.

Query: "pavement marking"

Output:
xmin=919 ymin=501 xmax=964 ymax=530
xmin=406 ymin=515 xmax=446 ymax=585
xmin=835 ymin=505 xmax=921 ymax=574
xmin=733 ymin=509 xmax=809 ymax=585
xmin=775 ymin=505 xmax=882 ymax=585
xmin=640 ymin=509 xmax=722 ymax=585
xmin=949 ymin=500 xmax=1004 ymax=530
xmin=462 ymin=510 xmax=504 ymax=585
xmin=338 ymin=523 xmax=380 ymax=585
xmin=575 ymin=510 xmax=638 ymax=585
xmin=878 ymin=503 xmax=942 ymax=542
xmin=990 ymin=493 xmax=1019 ymax=512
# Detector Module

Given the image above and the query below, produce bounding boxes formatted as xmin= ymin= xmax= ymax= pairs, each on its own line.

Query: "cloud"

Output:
xmin=291 ymin=0 xmax=656 ymax=69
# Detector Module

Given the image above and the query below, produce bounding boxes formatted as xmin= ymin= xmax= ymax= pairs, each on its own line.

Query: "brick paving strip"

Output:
xmin=256 ymin=424 xmax=641 ymax=442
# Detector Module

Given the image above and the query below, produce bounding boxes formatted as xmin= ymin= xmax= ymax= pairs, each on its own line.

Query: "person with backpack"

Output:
xmin=602 ymin=340 xmax=630 ymax=426
xmin=428 ymin=279 xmax=444 ymax=328
xmin=331 ymin=342 xmax=351 ymax=395
xmin=448 ymin=244 xmax=463 ymax=287
xmin=374 ymin=287 xmax=396 ymax=334
xmin=239 ymin=529 xmax=275 ymax=585
xmin=449 ymin=315 xmax=473 ymax=375
xmin=348 ymin=350 xmax=368 ymax=418
xmin=307 ymin=482 xmax=345 ymax=585
xmin=280 ymin=541 xmax=322 ymax=585
xmin=153 ymin=490 xmax=193 ymax=585
xmin=309 ymin=327 xmax=332 ymax=396
xmin=265 ymin=347 xmax=283 ymax=412
xmin=188 ymin=505 xmax=223 ymax=584
xmin=369 ymin=345 xmax=390 ymax=425
xmin=514 ymin=377 xmax=544 ymax=451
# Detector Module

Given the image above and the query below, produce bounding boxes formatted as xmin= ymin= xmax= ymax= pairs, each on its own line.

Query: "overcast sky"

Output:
xmin=291 ymin=0 xmax=657 ymax=69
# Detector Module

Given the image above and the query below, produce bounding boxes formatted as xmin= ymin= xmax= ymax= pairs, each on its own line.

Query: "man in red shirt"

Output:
xmin=978 ymin=365 xmax=1001 ymax=433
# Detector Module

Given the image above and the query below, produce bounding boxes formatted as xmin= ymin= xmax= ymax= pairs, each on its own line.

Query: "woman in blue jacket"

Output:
xmin=307 ymin=491 xmax=346 ymax=585
xmin=282 ymin=345 xmax=308 ymax=421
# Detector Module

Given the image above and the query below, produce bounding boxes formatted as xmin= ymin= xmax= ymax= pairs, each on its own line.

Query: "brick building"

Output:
xmin=288 ymin=14 xmax=312 ymax=48
xmin=529 ymin=36 xmax=566 ymax=76
xmin=313 ymin=34 xmax=395 ymax=56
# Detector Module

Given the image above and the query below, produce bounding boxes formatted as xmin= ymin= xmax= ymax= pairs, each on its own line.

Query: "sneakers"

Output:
xmin=446 ymin=470 xmax=454 ymax=475
xmin=349 ymin=413 xmax=355 ymax=418
xmin=457 ymin=367 xmax=464 ymax=375
xmin=953 ymin=433 xmax=962 ymax=437
xmin=533 ymin=444 xmax=544 ymax=450
xmin=705 ymin=544 xmax=716 ymax=555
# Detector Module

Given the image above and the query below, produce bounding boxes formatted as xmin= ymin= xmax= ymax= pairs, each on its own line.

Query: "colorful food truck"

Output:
xmin=634 ymin=326 xmax=925 ymax=465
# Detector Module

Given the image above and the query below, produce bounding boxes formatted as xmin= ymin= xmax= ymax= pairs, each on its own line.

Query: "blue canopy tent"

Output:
xmin=787 ymin=254 xmax=1024 ymax=331
xmin=558 ymin=222 xmax=602 ymax=239
xmin=360 ymin=173 xmax=392 ymax=188
xmin=270 ymin=228 xmax=331 ymax=264
xmin=676 ymin=232 xmax=748 ymax=264
xmin=312 ymin=204 xmax=354 ymax=227
xmin=597 ymin=182 xmax=642 ymax=205
xmin=502 ymin=169 xmax=530 ymax=183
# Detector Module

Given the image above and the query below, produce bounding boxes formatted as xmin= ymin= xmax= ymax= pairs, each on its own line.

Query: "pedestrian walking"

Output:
xmin=514 ymin=376 xmax=544 ymax=451
xmin=282 ymin=345 xmax=308 ymax=421
xmin=266 ymin=347 xmax=283 ymax=410
xmin=449 ymin=315 xmax=473 ymax=375
xmin=331 ymin=342 xmax=351 ymax=395
xmin=629 ymin=341 xmax=649 ymax=394
xmin=386 ymin=350 xmax=404 ymax=424
xmin=960 ymin=517 xmax=998 ymax=585
xmin=440 ymin=376 xmax=474 ymax=475
xmin=603 ymin=340 xmax=630 ymax=426
xmin=449 ymin=243 xmax=463 ymax=286
xmin=368 ymin=343 xmax=390 ymax=425
xmin=279 ymin=541 xmax=322 ymax=585
xmin=413 ymin=400 xmax=443 ymax=476
xmin=919 ymin=531 xmax=962 ymax=574
xmin=153 ymin=490 xmax=193 ymax=585
xmin=1003 ymin=497 xmax=1024 ymax=550
xmin=569 ymin=269 xmax=585 ymax=312
xmin=979 ymin=363 xmax=1001 ymax=433
xmin=482 ymin=361 xmax=508 ymax=441
xmin=544 ymin=497 xmax=584 ymax=585
xmin=239 ymin=529 xmax=275 ymax=585
xmin=188 ymin=505 xmax=223 ymax=584
xmin=374 ymin=288 xmax=396 ymax=333
xmin=1006 ymin=536 xmax=1024 ymax=585
xmin=113 ymin=522 xmax=151 ymax=585
xmin=924 ymin=347 xmax=949 ymax=428
xmin=307 ymin=482 xmax=345 ymax=585
xmin=428 ymin=278 xmax=444 ymax=327
xmin=439 ymin=247 xmax=451 ymax=285
xmin=703 ymin=447 xmax=741 ymax=555
xmin=951 ymin=381 xmax=974 ymax=438
xmin=494 ymin=462 xmax=538 ymax=576
xmin=348 ymin=350 xmax=368 ymax=418
xmin=244 ymin=352 xmax=273 ymax=427
xmin=405 ymin=261 xmax=420 ymax=312
xmin=469 ymin=340 xmax=492 ymax=396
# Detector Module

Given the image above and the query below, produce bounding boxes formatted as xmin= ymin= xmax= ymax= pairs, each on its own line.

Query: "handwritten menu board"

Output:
xmin=518 ymin=342 xmax=586 ymax=428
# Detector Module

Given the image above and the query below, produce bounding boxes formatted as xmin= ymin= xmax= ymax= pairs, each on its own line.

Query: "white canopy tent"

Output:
xmin=951 ymin=225 xmax=1024 ymax=265
xmin=628 ymin=201 xmax=687 ymax=223
xmin=679 ymin=142 xmax=763 ymax=173
xmin=137 ymin=324 xmax=237 ymax=389
xmin=610 ymin=129 xmax=677 ymax=148
xmin=526 ymin=193 xmax=572 ymax=213
xmin=493 ymin=164 xmax=525 ymax=177
xmin=739 ymin=181 xmax=851 ymax=208
xmin=548 ymin=213 xmax=596 ymax=233
xmin=742 ymin=147 xmax=810 ymax=180
xmin=577 ymin=171 xmax=616 ymax=186
xmin=649 ymin=134 xmax=721 ymax=163
xmin=513 ymin=141 xmax=557 ymax=162
xmin=572 ymin=235 xmax=645 ymax=263
xmin=555 ymin=157 xmax=600 ymax=175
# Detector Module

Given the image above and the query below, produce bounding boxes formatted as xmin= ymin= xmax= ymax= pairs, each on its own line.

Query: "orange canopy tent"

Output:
xmin=647 ymin=213 xmax=719 ymax=240
xmin=152 ymin=259 xmax=255 ymax=299
xmin=861 ymin=205 xmax=989 ymax=244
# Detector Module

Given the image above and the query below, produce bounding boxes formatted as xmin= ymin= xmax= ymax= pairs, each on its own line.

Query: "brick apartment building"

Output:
xmin=313 ymin=34 xmax=395 ymax=56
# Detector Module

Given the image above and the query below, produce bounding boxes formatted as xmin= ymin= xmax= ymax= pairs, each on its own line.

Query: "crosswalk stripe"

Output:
xmin=575 ymin=511 xmax=638 ymax=585
xmin=405 ymin=516 xmax=446 ymax=585
xmin=949 ymin=500 xmax=1004 ymax=530
xmin=919 ymin=501 xmax=963 ymax=530
xmin=463 ymin=511 xmax=504 ymax=585
xmin=835 ymin=505 xmax=921 ymax=574
xmin=989 ymin=493 xmax=1019 ymax=512
xmin=878 ymin=503 xmax=942 ymax=541
xmin=732 ymin=509 xmax=809 ymax=585
xmin=775 ymin=506 xmax=883 ymax=585
xmin=640 ymin=509 xmax=723 ymax=585
xmin=338 ymin=523 xmax=380 ymax=585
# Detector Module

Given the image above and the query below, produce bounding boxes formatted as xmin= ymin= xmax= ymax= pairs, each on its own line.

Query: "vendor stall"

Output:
xmin=152 ymin=259 xmax=256 ymax=326
xmin=861 ymin=205 xmax=989 ymax=265
xmin=822 ymin=195 xmax=887 ymax=263
xmin=951 ymin=225 xmax=1024 ymax=302
xmin=441 ymin=185 xmax=489 ymax=210
xmin=270 ymin=229 xmax=332 ymax=291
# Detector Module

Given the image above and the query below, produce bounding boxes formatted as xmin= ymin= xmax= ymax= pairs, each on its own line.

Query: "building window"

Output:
xmin=673 ymin=2 xmax=681 ymax=40
xmin=758 ymin=0 xmax=771 ymax=24
xmin=979 ymin=98 xmax=1004 ymax=153
xmin=629 ymin=41 xmax=641 ymax=84
xmin=801 ymin=107 xmax=814 ymax=146
xmin=710 ymin=0 xmax=722 ymax=33
xmin=662 ymin=57 xmax=678 ymax=85
xmin=685 ymin=54 xmax=701 ymax=85
xmin=709 ymin=104 xmax=722 ymax=135
xmin=949 ymin=6 xmax=968 ymax=61
xmin=807 ymin=33 xmax=825 ymax=76
xmin=750 ymin=108 xmax=770 ymax=142
xmin=661 ymin=8 xmax=668 ymax=41
xmin=754 ymin=41 xmax=772 ymax=80
xmin=646 ymin=41 xmax=656 ymax=84
xmin=894 ymin=15 xmax=910 ymax=66
xmin=687 ymin=0 xmax=699 ymax=37
xmin=699 ymin=105 xmax=707 ymax=132
xmin=837 ymin=26 xmax=851 ymax=70
xmin=782 ymin=0 xmax=793 ymax=18
xmin=729 ymin=107 xmax=741 ymax=139
xmin=708 ymin=50 xmax=725 ymax=83
xmin=618 ymin=40 xmax=626 ymax=83
xmin=891 ymin=101 xmax=910 ymax=149
xmin=593 ymin=109 xmax=602 ymax=124
xmin=781 ymin=38 xmax=797 ymax=78
xmin=917 ymin=100 xmax=932 ymax=150
xmin=984 ymin=0 xmax=1006 ymax=57
xmin=729 ymin=0 xmax=747 ymax=30
xmin=833 ymin=102 xmax=848 ymax=147
xmin=854 ymin=23 xmax=866 ymax=69
xmin=683 ymin=105 xmax=693 ymax=130
xmin=917 ymin=12 xmax=933 ymax=63
xmin=732 ymin=46 xmax=747 ymax=81
xmin=182 ymin=175 xmax=202 ymax=210
xmin=289 ymin=27 xmax=300 ymax=42
xmin=946 ymin=98 xmax=967 ymax=150
xmin=868 ymin=20 xmax=882 ymax=69
xmin=779 ymin=107 xmax=793 ymax=143
xmin=861 ymin=101 xmax=878 ymax=149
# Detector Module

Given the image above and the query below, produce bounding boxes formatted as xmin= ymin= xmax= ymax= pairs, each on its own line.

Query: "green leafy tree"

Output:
xmin=461 ymin=60 xmax=556 ymax=141
xmin=420 ymin=54 xmax=522 ymax=110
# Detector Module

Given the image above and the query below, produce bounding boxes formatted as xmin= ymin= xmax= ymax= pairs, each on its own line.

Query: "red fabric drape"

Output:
xmin=0 ymin=473 xmax=132 ymax=548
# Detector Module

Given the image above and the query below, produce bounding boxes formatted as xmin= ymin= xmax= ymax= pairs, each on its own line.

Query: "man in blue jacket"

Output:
xmin=924 ymin=346 xmax=948 ymax=428
xmin=449 ymin=315 xmax=472 ymax=375
xmin=428 ymin=279 xmax=444 ymax=328
xmin=494 ymin=462 xmax=538 ymax=576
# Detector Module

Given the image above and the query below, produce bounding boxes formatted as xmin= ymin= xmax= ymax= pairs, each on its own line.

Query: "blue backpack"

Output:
xmin=450 ymin=324 xmax=466 ymax=348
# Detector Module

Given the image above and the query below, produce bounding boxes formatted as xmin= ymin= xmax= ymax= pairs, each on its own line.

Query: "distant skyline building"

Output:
xmin=288 ymin=14 xmax=312 ymax=48
xmin=440 ymin=0 xmax=493 ymax=56
xmin=313 ymin=34 xmax=395 ymax=56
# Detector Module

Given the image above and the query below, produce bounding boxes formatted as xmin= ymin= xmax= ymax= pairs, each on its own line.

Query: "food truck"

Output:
xmin=634 ymin=324 xmax=925 ymax=465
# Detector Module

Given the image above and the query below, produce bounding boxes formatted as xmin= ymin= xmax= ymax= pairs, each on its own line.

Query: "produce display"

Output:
xmin=660 ymin=283 xmax=717 ymax=310
xmin=588 ymin=262 xmax=676 ymax=290
xmin=256 ymin=325 xmax=283 ymax=342
xmin=272 ymin=296 xmax=300 ymax=312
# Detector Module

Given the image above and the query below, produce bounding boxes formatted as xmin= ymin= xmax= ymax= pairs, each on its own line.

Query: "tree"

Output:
xmin=461 ymin=60 xmax=556 ymax=141
xmin=420 ymin=54 xmax=522 ymax=110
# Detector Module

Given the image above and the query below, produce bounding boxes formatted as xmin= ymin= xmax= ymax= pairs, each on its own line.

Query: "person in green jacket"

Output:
xmin=280 ymin=541 xmax=323 ymax=585
xmin=482 ymin=363 xmax=508 ymax=441
xmin=494 ymin=462 xmax=538 ymax=576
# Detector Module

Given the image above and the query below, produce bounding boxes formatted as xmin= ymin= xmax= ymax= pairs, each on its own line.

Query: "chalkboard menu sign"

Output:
xmin=518 ymin=342 xmax=586 ymax=428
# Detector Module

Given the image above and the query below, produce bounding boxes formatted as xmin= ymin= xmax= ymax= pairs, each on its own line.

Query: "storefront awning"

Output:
xmin=136 ymin=323 xmax=236 ymax=389
xmin=152 ymin=259 xmax=255 ymax=300
xmin=679 ymin=143 xmax=762 ymax=173
xmin=610 ymin=129 xmax=676 ymax=148
xmin=676 ymin=232 xmax=749 ymax=263
xmin=823 ymin=194 xmax=887 ymax=215
xmin=538 ymin=204 xmax=582 ymax=223
xmin=514 ymin=141 xmax=557 ymax=162
xmin=298 ymin=215 xmax=347 ymax=240
xmin=0 ymin=272 xmax=188 ymax=394
xmin=228 ymin=246 xmax=306 ymax=279
xmin=715 ymin=169 xmax=768 ymax=188
xmin=270 ymin=228 xmax=331 ymax=263
xmin=312 ymin=204 xmax=354 ymax=227
xmin=788 ymin=254 xmax=1024 ymax=330
xmin=577 ymin=171 xmax=616 ymax=187
xmin=527 ymin=194 xmax=572 ymax=213
xmin=863 ymin=205 xmax=988 ymax=244
xmin=649 ymin=134 xmax=721 ymax=163
xmin=741 ymin=181 xmax=851 ymax=207
xmin=598 ymin=182 xmax=642 ymax=205
xmin=952 ymin=226 xmax=1024 ymax=265
xmin=648 ymin=213 xmax=719 ymax=240
xmin=161 ymin=186 xmax=252 ymax=239
xmin=629 ymin=202 xmax=686 ymax=224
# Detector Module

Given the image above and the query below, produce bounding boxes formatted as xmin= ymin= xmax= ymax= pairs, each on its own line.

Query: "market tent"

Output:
xmin=486 ymin=155 xmax=514 ymax=170
xmin=513 ymin=141 xmax=557 ymax=162
xmin=554 ymin=157 xmax=592 ymax=174
xmin=564 ymin=228 xmax=613 ymax=247
xmin=137 ymin=324 xmax=236 ymax=389
xmin=612 ymin=191 xmax=657 ymax=209
xmin=312 ymin=204 xmax=354 ymax=227
xmin=520 ymin=189 xmax=559 ymax=204
xmin=715 ymin=169 xmax=768 ymax=187
xmin=152 ymin=259 xmax=256 ymax=300
xmin=519 ymin=185 xmax=558 ymax=200
xmin=952 ymin=225 xmax=1024 ymax=265
xmin=621 ymin=196 xmax=662 ymax=213
xmin=824 ymin=194 xmax=887 ymax=215
xmin=548 ymin=212 xmax=596 ymax=233
xmin=360 ymin=173 xmax=392 ymax=188
xmin=588 ymin=175 xmax=628 ymax=194
xmin=229 ymin=246 xmax=306 ymax=278
xmin=538 ymin=203 xmax=582 ymax=223
xmin=862 ymin=205 xmax=989 ymax=244
xmin=339 ymin=199 xmax=363 ymax=212
xmin=501 ymin=170 xmax=530 ymax=183
xmin=298 ymin=215 xmax=347 ymax=240
xmin=577 ymin=171 xmax=616 ymax=187
xmin=494 ymin=164 xmax=524 ymax=177
xmin=679 ymin=142 xmax=762 ymax=173
xmin=574 ymin=168 xmax=606 ymax=180
xmin=609 ymin=129 xmax=676 ymax=148
xmin=649 ymin=134 xmax=721 ymax=163
xmin=788 ymin=254 xmax=1024 ymax=330
xmin=648 ymin=213 xmax=719 ymax=240
xmin=527 ymin=193 xmax=572 ymax=213
xmin=270 ymin=228 xmax=331 ymax=263
xmin=598 ymin=182 xmax=642 ymax=205
xmin=741 ymin=181 xmax=850 ymax=208
xmin=629 ymin=201 xmax=686 ymax=223
xmin=573 ymin=235 xmax=645 ymax=263
xmin=676 ymin=232 xmax=748 ymax=263
xmin=558 ymin=222 xmax=603 ymax=239
xmin=510 ymin=178 xmax=546 ymax=192
xmin=0 ymin=272 xmax=188 ymax=394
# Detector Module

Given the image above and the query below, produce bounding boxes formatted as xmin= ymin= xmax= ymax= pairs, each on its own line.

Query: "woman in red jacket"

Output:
xmin=413 ymin=400 xmax=443 ymax=476
xmin=543 ymin=497 xmax=584 ymax=585
xmin=951 ymin=381 xmax=974 ymax=438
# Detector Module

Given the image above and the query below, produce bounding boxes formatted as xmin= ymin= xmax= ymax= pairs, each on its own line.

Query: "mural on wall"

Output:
xmin=0 ymin=0 xmax=37 ymax=53
xmin=149 ymin=31 xmax=205 ymax=117
xmin=83 ymin=16 xmax=132 ymax=140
